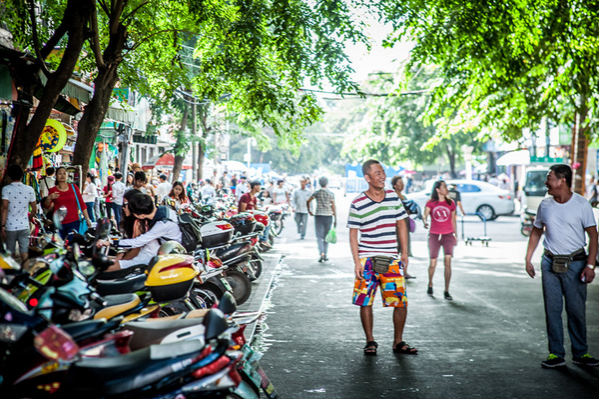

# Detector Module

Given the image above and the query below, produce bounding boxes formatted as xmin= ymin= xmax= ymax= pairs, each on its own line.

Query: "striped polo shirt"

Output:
xmin=347 ymin=189 xmax=407 ymax=258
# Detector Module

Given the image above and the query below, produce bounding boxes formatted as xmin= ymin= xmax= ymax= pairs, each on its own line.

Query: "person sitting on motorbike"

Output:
xmin=97 ymin=192 xmax=181 ymax=271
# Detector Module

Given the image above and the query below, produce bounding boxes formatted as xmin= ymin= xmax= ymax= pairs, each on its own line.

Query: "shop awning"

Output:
xmin=142 ymin=153 xmax=192 ymax=170
xmin=496 ymin=150 xmax=531 ymax=166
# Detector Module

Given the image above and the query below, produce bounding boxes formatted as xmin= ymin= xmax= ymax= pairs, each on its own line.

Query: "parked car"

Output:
xmin=405 ymin=179 xmax=515 ymax=221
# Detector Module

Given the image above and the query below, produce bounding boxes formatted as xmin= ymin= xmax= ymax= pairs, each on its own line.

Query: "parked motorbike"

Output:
xmin=520 ymin=210 xmax=535 ymax=237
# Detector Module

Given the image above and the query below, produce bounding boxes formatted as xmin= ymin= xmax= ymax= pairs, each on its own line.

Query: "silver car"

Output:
xmin=405 ymin=179 xmax=515 ymax=221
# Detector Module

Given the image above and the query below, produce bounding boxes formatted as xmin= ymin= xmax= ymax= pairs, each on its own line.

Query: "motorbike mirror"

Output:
xmin=72 ymin=242 xmax=80 ymax=262
xmin=202 ymin=308 xmax=229 ymax=341
xmin=77 ymin=260 xmax=96 ymax=277
xmin=91 ymin=254 xmax=114 ymax=271
xmin=217 ymin=291 xmax=237 ymax=315
xmin=34 ymin=325 xmax=79 ymax=361
xmin=52 ymin=207 xmax=67 ymax=230
xmin=94 ymin=218 xmax=111 ymax=240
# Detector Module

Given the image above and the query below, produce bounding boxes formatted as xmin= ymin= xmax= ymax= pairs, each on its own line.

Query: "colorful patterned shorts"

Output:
xmin=352 ymin=258 xmax=407 ymax=308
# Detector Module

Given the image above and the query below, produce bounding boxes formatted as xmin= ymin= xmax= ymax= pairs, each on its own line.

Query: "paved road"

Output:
xmin=249 ymin=190 xmax=599 ymax=399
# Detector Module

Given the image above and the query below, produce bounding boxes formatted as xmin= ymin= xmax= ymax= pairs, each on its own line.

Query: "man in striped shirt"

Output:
xmin=348 ymin=159 xmax=417 ymax=356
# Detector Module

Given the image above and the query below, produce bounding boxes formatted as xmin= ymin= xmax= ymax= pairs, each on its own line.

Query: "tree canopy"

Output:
xmin=378 ymin=0 xmax=599 ymax=192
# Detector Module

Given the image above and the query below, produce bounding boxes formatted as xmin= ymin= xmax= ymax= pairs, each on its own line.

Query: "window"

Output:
xmin=457 ymin=184 xmax=481 ymax=193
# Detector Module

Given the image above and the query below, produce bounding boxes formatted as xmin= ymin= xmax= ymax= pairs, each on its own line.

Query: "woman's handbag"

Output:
xmin=72 ymin=184 xmax=88 ymax=235
xmin=408 ymin=217 xmax=416 ymax=233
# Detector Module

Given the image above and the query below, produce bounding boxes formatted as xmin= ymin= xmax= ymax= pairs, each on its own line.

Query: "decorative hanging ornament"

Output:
xmin=38 ymin=119 xmax=67 ymax=152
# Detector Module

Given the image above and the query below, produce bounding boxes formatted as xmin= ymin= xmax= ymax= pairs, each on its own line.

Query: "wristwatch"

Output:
xmin=587 ymin=264 xmax=596 ymax=270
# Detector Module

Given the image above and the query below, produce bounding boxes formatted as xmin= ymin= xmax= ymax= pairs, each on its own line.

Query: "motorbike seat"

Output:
xmin=215 ymin=242 xmax=250 ymax=261
xmin=93 ymin=293 xmax=141 ymax=321
xmin=94 ymin=274 xmax=147 ymax=296
xmin=61 ymin=318 xmax=121 ymax=342
xmin=95 ymin=264 xmax=147 ymax=282
xmin=124 ymin=317 xmax=206 ymax=350
xmin=64 ymin=340 xmax=204 ymax=396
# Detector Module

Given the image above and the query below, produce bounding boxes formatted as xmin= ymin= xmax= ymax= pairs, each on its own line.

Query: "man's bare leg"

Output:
xmin=360 ymin=306 xmax=374 ymax=342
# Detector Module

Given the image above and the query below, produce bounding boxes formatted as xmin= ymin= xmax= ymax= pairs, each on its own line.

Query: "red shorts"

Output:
xmin=428 ymin=233 xmax=455 ymax=258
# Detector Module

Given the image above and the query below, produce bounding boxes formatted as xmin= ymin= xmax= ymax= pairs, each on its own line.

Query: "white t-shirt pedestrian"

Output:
xmin=236 ymin=181 xmax=249 ymax=200
xmin=112 ymin=180 xmax=126 ymax=205
xmin=39 ymin=176 xmax=55 ymax=199
xmin=82 ymin=181 xmax=98 ymax=203
xmin=156 ymin=181 xmax=172 ymax=202
xmin=2 ymin=182 xmax=36 ymax=231
xmin=201 ymin=184 xmax=216 ymax=199
xmin=534 ymin=193 xmax=596 ymax=254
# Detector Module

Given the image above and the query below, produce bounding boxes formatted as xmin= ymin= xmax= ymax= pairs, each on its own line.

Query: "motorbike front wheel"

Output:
xmin=249 ymin=257 xmax=263 ymax=280
xmin=225 ymin=269 xmax=252 ymax=305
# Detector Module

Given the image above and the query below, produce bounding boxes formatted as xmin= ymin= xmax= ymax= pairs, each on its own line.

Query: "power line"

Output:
xmin=299 ymin=88 xmax=430 ymax=97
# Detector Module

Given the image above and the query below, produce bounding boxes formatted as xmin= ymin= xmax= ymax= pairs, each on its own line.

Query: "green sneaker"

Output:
xmin=541 ymin=354 xmax=566 ymax=368
xmin=572 ymin=354 xmax=599 ymax=367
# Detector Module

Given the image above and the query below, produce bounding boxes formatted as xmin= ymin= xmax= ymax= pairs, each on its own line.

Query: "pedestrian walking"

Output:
xmin=103 ymin=175 xmax=116 ymax=223
xmin=236 ymin=176 xmax=249 ymax=201
xmin=1 ymin=165 xmax=37 ymax=264
xmin=307 ymin=176 xmax=336 ymax=262
xmin=111 ymin=172 xmax=126 ymax=227
xmin=348 ymin=159 xmax=416 ymax=356
xmin=43 ymin=166 xmax=92 ymax=240
xmin=448 ymin=183 xmax=465 ymax=216
xmin=587 ymin=176 xmax=598 ymax=206
xmin=422 ymin=180 xmax=457 ymax=300
xmin=273 ymin=180 xmax=289 ymax=204
xmin=156 ymin=174 xmax=172 ymax=204
xmin=525 ymin=164 xmax=599 ymax=368
xmin=82 ymin=172 xmax=98 ymax=223
xmin=292 ymin=178 xmax=311 ymax=239
xmin=39 ymin=166 xmax=55 ymax=200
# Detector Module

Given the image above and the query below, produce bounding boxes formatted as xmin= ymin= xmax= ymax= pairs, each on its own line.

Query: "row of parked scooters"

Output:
xmin=0 ymin=197 xmax=282 ymax=398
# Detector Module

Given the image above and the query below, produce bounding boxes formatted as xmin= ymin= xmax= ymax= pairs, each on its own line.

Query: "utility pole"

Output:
xmin=191 ymin=100 xmax=197 ymax=182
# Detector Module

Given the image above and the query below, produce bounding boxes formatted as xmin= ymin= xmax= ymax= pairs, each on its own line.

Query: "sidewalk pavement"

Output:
xmin=253 ymin=220 xmax=599 ymax=399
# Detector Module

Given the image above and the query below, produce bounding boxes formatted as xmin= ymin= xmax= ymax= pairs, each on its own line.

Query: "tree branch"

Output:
xmin=90 ymin=4 xmax=106 ymax=69
xmin=123 ymin=1 xmax=150 ymax=23
xmin=27 ymin=0 xmax=51 ymax=76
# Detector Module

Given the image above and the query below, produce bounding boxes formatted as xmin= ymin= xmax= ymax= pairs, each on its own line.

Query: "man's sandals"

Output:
xmin=393 ymin=341 xmax=418 ymax=355
xmin=364 ymin=341 xmax=378 ymax=356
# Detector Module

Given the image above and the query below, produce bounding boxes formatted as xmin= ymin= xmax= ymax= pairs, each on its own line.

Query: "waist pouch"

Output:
xmin=545 ymin=248 xmax=585 ymax=273
xmin=371 ymin=256 xmax=394 ymax=274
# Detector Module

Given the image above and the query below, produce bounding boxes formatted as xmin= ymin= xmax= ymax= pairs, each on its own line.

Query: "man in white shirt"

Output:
xmin=201 ymin=178 xmax=217 ymax=199
xmin=111 ymin=172 xmax=126 ymax=227
xmin=525 ymin=164 xmax=599 ymax=368
xmin=155 ymin=174 xmax=172 ymax=204
xmin=292 ymin=178 xmax=312 ymax=239
xmin=236 ymin=176 xmax=249 ymax=201
xmin=39 ymin=166 xmax=55 ymax=199
xmin=1 ymin=165 xmax=37 ymax=263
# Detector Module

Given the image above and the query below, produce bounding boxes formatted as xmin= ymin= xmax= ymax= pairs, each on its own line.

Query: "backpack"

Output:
xmin=169 ymin=212 xmax=202 ymax=253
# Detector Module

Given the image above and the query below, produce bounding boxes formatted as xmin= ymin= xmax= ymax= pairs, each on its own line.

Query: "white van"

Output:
xmin=521 ymin=167 xmax=549 ymax=214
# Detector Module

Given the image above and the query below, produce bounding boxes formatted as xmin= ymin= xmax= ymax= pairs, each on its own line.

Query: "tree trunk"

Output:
xmin=171 ymin=106 xmax=189 ymax=182
xmin=446 ymin=145 xmax=457 ymax=178
xmin=198 ymin=143 xmax=205 ymax=180
xmin=8 ymin=0 xmax=93 ymax=170
xmin=71 ymin=23 xmax=127 ymax=178
xmin=570 ymin=84 xmax=590 ymax=195
xmin=572 ymin=104 xmax=589 ymax=195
